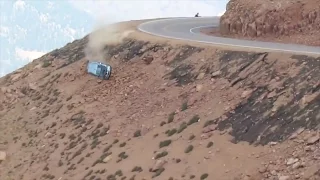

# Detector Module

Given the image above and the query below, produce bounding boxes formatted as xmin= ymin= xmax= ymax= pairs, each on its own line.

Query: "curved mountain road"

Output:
xmin=137 ymin=17 xmax=320 ymax=55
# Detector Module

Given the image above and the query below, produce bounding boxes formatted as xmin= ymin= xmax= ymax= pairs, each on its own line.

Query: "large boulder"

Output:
xmin=219 ymin=0 xmax=320 ymax=38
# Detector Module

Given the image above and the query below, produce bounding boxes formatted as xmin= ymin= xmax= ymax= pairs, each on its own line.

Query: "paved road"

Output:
xmin=137 ymin=17 xmax=320 ymax=55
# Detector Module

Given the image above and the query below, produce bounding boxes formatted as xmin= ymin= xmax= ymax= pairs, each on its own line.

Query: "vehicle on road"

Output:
xmin=87 ymin=61 xmax=112 ymax=80
xmin=195 ymin=13 xmax=200 ymax=17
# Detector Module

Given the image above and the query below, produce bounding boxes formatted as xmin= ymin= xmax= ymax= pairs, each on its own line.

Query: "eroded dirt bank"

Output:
xmin=0 ymin=35 xmax=319 ymax=180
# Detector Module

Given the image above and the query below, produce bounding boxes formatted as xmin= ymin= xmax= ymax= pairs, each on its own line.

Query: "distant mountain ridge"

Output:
xmin=0 ymin=0 xmax=93 ymax=77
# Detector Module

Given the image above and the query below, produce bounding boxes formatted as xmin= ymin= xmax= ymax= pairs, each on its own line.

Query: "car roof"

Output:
xmin=89 ymin=61 xmax=101 ymax=64
xmin=88 ymin=61 xmax=110 ymax=66
xmin=87 ymin=62 xmax=99 ymax=74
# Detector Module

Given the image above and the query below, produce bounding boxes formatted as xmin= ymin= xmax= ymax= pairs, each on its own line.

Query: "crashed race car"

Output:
xmin=87 ymin=61 xmax=112 ymax=80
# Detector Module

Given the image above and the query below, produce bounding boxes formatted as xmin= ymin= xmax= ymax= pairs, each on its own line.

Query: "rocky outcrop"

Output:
xmin=220 ymin=0 xmax=320 ymax=38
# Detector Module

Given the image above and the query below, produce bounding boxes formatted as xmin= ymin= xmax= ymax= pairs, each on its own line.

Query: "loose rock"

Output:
xmin=151 ymin=160 xmax=167 ymax=172
xmin=44 ymin=132 xmax=53 ymax=138
xmin=143 ymin=56 xmax=154 ymax=65
xmin=103 ymin=155 xmax=112 ymax=163
xmin=286 ymin=158 xmax=298 ymax=165
xmin=289 ymin=127 xmax=305 ymax=140
xmin=241 ymin=89 xmax=253 ymax=98
xmin=278 ymin=175 xmax=291 ymax=180
xmin=269 ymin=142 xmax=278 ymax=146
xmin=200 ymin=133 xmax=212 ymax=139
xmin=0 ymin=151 xmax=6 ymax=161
xmin=304 ymin=146 xmax=313 ymax=152
xmin=202 ymin=124 xmax=217 ymax=133
xmin=197 ymin=72 xmax=205 ymax=80
xmin=196 ymin=84 xmax=203 ymax=92
xmin=211 ymin=71 xmax=222 ymax=77
xmin=258 ymin=166 xmax=267 ymax=173
xmin=292 ymin=162 xmax=303 ymax=169
xmin=28 ymin=83 xmax=38 ymax=90
xmin=306 ymin=134 xmax=320 ymax=145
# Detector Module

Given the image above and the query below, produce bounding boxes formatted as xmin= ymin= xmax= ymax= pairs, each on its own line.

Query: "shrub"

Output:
xmin=100 ymin=127 xmax=109 ymax=136
xmin=113 ymin=139 xmax=119 ymax=144
xmin=50 ymin=122 xmax=57 ymax=128
xmin=119 ymin=142 xmax=126 ymax=147
xmin=59 ymin=133 xmax=66 ymax=139
xmin=69 ymin=134 xmax=76 ymax=140
xmin=177 ymin=122 xmax=188 ymax=133
xmin=118 ymin=152 xmax=128 ymax=159
xmin=131 ymin=166 xmax=143 ymax=172
xmin=107 ymin=174 xmax=115 ymax=180
xmin=42 ymin=60 xmax=51 ymax=68
xmin=92 ymin=159 xmax=101 ymax=167
xmin=200 ymin=173 xmax=209 ymax=180
xmin=187 ymin=115 xmax=199 ymax=125
xmin=203 ymin=120 xmax=215 ymax=128
xmin=189 ymin=134 xmax=195 ymax=140
xmin=155 ymin=151 xmax=168 ymax=159
xmin=90 ymin=139 xmax=101 ymax=149
xmin=159 ymin=140 xmax=172 ymax=148
xmin=77 ymin=157 xmax=84 ymax=164
xmin=58 ymin=160 xmax=63 ymax=166
xmin=167 ymin=112 xmax=175 ymax=123
xmin=100 ymin=152 xmax=112 ymax=161
xmin=184 ymin=145 xmax=193 ymax=153
xmin=66 ymin=95 xmax=72 ymax=101
xmin=207 ymin=141 xmax=214 ymax=148
xmin=100 ymin=169 xmax=106 ymax=174
xmin=133 ymin=130 xmax=141 ymax=137
xmin=96 ymin=122 xmax=103 ymax=129
xmin=181 ymin=101 xmax=188 ymax=111
xmin=175 ymin=158 xmax=181 ymax=163
xmin=166 ymin=128 xmax=177 ymax=136
xmin=118 ymin=152 xmax=125 ymax=158
xmin=152 ymin=168 xmax=165 ymax=178
xmin=103 ymin=145 xmax=112 ymax=153
xmin=115 ymin=170 xmax=123 ymax=176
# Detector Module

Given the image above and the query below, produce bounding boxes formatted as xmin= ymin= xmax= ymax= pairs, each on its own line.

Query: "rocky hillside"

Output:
xmin=0 ymin=25 xmax=319 ymax=180
xmin=219 ymin=0 xmax=320 ymax=46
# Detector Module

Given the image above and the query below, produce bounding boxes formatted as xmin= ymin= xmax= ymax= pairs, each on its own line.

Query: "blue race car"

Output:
xmin=87 ymin=61 xmax=112 ymax=80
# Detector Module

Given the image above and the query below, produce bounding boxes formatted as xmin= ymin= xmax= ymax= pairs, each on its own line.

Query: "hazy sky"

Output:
xmin=0 ymin=0 xmax=228 ymax=77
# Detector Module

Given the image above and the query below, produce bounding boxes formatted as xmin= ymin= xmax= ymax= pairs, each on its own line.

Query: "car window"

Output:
xmin=96 ymin=65 xmax=102 ymax=75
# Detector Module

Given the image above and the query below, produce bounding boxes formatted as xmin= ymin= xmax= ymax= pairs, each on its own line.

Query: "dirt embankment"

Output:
xmin=0 ymin=26 xmax=319 ymax=180
xmin=216 ymin=0 xmax=320 ymax=46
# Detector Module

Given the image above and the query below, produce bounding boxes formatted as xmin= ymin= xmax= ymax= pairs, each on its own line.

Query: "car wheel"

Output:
xmin=105 ymin=66 xmax=112 ymax=80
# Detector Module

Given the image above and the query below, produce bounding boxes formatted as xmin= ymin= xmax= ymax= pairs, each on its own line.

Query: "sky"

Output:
xmin=0 ymin=0 xmax=228 ymax=77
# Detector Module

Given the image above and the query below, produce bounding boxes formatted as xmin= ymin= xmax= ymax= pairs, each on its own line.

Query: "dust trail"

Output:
xmin=84 ymin=18 xmax=134 ymax=64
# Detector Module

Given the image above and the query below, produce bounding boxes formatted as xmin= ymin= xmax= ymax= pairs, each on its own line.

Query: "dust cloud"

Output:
xmin=84 ymin=18 xmax=134 ymax=63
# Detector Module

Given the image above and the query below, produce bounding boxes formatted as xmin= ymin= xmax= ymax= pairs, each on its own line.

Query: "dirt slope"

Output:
xmin=0 ymin=21 xmax=319 ymax=180
xmin=209 ymin=0 xmax=320 ymax=46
